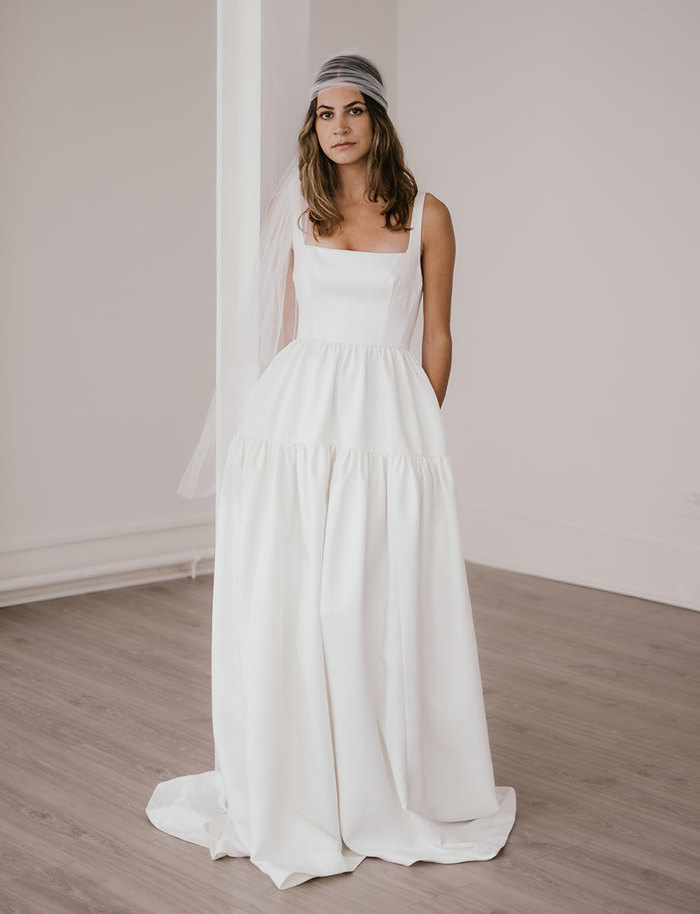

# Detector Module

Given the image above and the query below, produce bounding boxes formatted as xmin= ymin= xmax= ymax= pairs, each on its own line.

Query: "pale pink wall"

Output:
xmin=0 ymin=0 xmax=216 ymax=588
xmin=396 ymin=0 xmax=700 ymax=609
xmin=3 ymin=0 xmax=697 ymax=610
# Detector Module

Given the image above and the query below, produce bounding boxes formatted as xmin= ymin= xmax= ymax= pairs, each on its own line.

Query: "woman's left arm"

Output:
xmin=420 ymin=192 xmax=456 ymax=408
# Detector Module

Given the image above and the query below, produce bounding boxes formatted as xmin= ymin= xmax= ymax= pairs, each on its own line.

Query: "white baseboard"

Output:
xmin=2 ymin=506 xmax=697 ymax=613
xmin=460 ymin=501 xmax=700 ymax=613
xmin=0 ymin=516 xmax=215 ymax=608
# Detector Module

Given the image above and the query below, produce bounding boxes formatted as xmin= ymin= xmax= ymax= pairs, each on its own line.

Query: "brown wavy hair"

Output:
xmin=297 ymin=60 xmax=418 ymax=242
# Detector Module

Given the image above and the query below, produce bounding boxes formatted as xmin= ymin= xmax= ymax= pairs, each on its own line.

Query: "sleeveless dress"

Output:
xmin=145 ymin=189 xmax=517 ymax=890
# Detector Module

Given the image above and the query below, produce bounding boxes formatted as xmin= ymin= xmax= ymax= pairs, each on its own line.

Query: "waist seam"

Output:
xmin=292 ymin=335 xmax=411 ymax=351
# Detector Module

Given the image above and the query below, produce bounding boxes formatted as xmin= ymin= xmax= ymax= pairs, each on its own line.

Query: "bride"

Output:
xmin=146 ymin=50 xmax=516 ymax=891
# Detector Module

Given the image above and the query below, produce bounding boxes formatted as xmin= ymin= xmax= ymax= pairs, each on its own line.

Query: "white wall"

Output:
xmin=0 ymin=0 xmax=217 ymax=601
xmin=396 ymin=0 xmax=700 ymax=609
xmin=2 ymin=0 xmax=698 ymax=611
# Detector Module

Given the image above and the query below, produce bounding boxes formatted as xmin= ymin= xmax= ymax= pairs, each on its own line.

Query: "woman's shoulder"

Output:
xmin=421 ymin=190 xmax=452 ymax=218
xmin=420 ymin=191 xmax=455 ymax=248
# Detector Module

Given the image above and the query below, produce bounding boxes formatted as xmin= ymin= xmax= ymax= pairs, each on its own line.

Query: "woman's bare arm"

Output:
xmin=420 ymin=193 xmax=455 ymax=408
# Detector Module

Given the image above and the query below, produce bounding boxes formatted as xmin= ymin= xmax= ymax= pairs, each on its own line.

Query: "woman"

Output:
xmin=146 ymin=51 xmax=516 ymax=891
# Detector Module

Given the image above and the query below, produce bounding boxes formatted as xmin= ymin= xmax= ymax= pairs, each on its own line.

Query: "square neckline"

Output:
xmin=307 ymin=246 xmax=408 ymax=256
xmin=300 ymin=192 xmax=423 ymax=257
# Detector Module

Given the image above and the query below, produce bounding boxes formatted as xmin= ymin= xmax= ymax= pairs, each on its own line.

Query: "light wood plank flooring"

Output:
xmin=0 ymin=565 xmax=698 ymax=913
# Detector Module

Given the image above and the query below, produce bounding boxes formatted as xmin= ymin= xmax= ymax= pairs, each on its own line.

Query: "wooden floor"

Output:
xmin=0 ymin=565 xmax=698 ymax=913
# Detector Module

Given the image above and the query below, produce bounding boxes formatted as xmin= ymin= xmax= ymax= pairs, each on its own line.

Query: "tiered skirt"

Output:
xmin=146 ymin=337 xmax=516 ymax=889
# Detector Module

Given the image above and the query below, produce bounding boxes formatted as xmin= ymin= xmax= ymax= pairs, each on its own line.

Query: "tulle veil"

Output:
xmin=176 ymin=156 xmax=303 ymax=500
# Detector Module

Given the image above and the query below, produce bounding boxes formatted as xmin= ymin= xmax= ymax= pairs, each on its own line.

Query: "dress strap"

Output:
xmin=407 ymin=191 xmax=426 ymax=258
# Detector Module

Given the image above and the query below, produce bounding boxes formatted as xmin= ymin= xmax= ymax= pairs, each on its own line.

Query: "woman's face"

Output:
xmin=314 ymin=85 xmax=373 ymax=165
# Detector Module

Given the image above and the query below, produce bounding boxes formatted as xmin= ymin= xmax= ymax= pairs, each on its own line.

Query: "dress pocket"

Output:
xmin=406 ymin=350 xmax=441 ymax=411
xmin=418 ymin=366 xmax=440 ymax=409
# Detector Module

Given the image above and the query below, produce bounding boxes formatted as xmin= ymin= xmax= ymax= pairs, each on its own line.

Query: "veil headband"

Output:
xmin=308 ymin=53 xmax=388 ymax=110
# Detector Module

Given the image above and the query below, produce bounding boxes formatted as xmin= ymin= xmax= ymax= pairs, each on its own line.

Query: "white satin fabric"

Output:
xmin=146 ymin=188 xmax=516 ymax=890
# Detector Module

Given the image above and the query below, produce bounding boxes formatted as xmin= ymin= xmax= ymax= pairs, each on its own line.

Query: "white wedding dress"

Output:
xmin=146 ymin=186 xmax=516 ymax=890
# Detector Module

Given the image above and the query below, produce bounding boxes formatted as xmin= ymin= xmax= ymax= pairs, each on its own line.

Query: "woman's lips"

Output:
xmin=333 ymin=142 xmax=354 ymax=149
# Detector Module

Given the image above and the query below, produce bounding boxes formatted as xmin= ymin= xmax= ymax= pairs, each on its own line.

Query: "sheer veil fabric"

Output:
xmin=176 ymin=155 xmax=300 ymax=500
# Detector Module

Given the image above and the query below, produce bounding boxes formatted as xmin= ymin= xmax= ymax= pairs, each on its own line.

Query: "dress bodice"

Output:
xmin=291 ymin=191 xmax=426 ymax=349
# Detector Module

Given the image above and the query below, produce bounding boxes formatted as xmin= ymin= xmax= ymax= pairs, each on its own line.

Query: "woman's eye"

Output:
xmin=318 ymin=108 xmax=364 ymax=119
